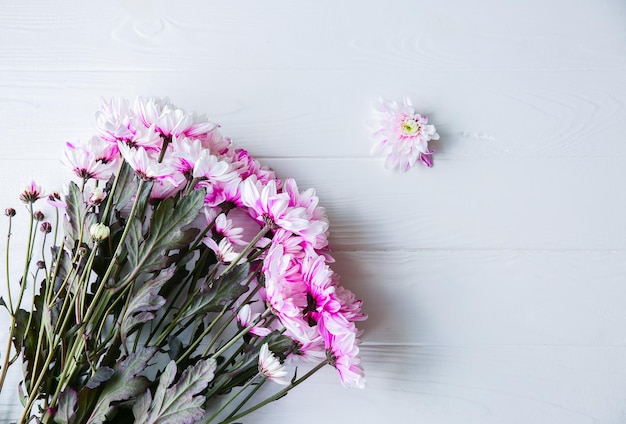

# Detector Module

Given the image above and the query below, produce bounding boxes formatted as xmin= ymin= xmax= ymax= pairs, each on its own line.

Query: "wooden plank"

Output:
xmin=3 ymin=344 xmax=624 ymax=423
xmin=0 ymin=69 xmax=625 ymax=160
xmin=1 ymin=1 xmax=624 ymax=72
xmin=262 ymin=158 xmax=626 ymax=251
xmin=331 ymin=251 xmax=626 ymax=345
xmin=0 ymin=158 xmax=624 ymax=251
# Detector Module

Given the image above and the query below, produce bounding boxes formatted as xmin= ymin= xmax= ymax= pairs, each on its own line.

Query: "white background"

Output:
xmin=1 ymin=0 xmax=626 ymax=423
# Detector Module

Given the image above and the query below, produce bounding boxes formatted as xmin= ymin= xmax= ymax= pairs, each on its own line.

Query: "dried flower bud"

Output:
xmin=78 ymin=246 xmax=89 ymax=256
xmin=40 ymin=222 xmax=52 ymax=234
xmin=90 ymin=223 xmax=110 ymax=242
xmin=36 ymin=260 xmax=46 ymax=269
xmin=4 ymin=208 xmax=15 ymax=217
xmin=33 ymin=211 xmax=45 ymax=221
xmin=19 ymin=181 xmax=44 ymax=204
xmin=89 ymin=187 xmax=107 ymax=205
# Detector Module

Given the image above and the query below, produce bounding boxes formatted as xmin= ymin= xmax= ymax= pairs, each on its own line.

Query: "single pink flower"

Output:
xmin=236 ymin=304 xmax=272 ymax=337
xmin=370 ymin=97 xmax=439 ymax=172
xmin=19 ymin=181 xmax=44 ymax=204
xmin=240 ymin=177 xmax=309 ymax=233
xmin=63 ymin=139 xmax=120 ymax=181
xmin=117 ymin=143 xmax=173 ymax=181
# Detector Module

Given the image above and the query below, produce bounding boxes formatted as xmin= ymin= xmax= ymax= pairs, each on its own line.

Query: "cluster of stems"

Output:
xmin=0 ymin=143 xmax=329 ymax=424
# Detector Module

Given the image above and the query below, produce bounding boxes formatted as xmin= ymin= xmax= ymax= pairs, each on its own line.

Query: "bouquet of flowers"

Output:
xmin=0 ymin=97 xmax=366 ymax=423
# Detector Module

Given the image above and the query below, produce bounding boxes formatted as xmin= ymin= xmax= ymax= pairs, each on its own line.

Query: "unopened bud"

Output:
xmin=36 ymin=260 xmax=46 ymax=269
xmin=89 ymin=223 xmax=110 ymax=242
xmin=40 ymin=222 xmax=52 ymax=234
xmin=33 ymin=211 xmax=45 ymax=221
xmin=4 ymin=208 xmax=15 ymax=217
xmin=89 ymin=187 xmax=107 ymax=205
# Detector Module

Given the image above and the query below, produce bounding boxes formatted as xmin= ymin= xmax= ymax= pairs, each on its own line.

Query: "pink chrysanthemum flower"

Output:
xmin=134 ymin=97 xmax=217 ymax=139
xmin=19 ymin=181 xmax=44 ymax=204
xmin=47 ymin=192 xmax=66 ymax=209
xmin=117 ymin=143 xmax=174 ymax=181
xmin=63 ymin=138 xmax=120 ymax=181
xmin=236 ymin=304 xmax=272 ymax=337
xmin=370 ymin=97 xmax=440 ymax=172
xmin=240 ymin=177 xmax=309 ymax=234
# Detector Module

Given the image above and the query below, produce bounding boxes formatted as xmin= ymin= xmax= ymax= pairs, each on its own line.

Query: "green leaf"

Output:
xmin=181 ymin=263 xmax=251 ymax=321
xmin=120 ymin=269 xmax=173 ymax=345
xmin=54 ymin=388 xmax=77 ymax=424
xmin=109 ymin=162 xmax=138 ymax=220
xmin=85 ymin=367 xmax=115 ymax=389
xmin=64 ymin=182 xmax=96 ymax=250
xmin=86 ymin=347 xmax=157 ymax=424
xmin=167 ymin=336 xmax=183 ymax=361
xmin=133 ymin=359 xmax=216 ymax=424
xmin=125 ymin=189 xmax=205 ymax=276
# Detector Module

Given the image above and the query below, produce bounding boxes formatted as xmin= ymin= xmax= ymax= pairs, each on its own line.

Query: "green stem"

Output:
xmin=18 ymin=291 xmax=77 ymax=422
xmin=82 ymin=179 xmax=146 ymax=325
xmin=175 ymin=304 xmax=229 ymax=365
xmin=5 ymin=215 xmax=13 ymax=312
xmin=51 ymin=178 xmax=148 ymax=404
xmin=224 ymin=378 xmax=266 ymax=421
xmin=0 ymin=205 xmax=35 ymax=391
xmin=219 ymin=224 xmax=269 ymax=278
xmin=219 ymin=359 xmax=330 ymax=424
xmin=0 ymin=216 xmax=14 ymax=393
xmin=205 ymin=374 xmax=260 ymax=424
xmin=209 ymin=309 xmax=271 ymax=360
xmin=100 ymin=161 xmax=125 ymax=226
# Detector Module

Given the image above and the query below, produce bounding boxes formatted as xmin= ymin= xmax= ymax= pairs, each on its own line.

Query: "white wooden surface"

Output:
xmin=1 ymin=0 xmax=626 ymax=422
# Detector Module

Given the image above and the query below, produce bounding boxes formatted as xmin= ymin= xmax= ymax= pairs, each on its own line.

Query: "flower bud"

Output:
xmin=36 ymin=260 xmax=46 ymax=269
xmin=4 ymin=208 xmax=15 ymax=217
xmin=90 ymin=223 xmax=110 ymax=242
xmin=40 ymin=222 xmax=52 ymax=234
xmin=89 ymin=187 xmax=107 ymax=205
xmin=33 ymin=211 xmax=45 ymax=221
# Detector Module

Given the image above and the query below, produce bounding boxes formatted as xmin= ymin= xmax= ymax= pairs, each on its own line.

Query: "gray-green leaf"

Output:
xmin=126 ymin=189 xmax=204 ymax=276
xmin=133 ymin=358 xmax=217 ymax=424
xmin=64 ymin=182 xmax=96 ymax=250
xmin=54 ymin=388 xmax=77 ymax=424
xmin=86 ymin=347 xmax=157 ymax=424
xmin=181 ymin=263 xmax=250 ymax=321
xmin=120 ymin=268 xmax=173 ymax=345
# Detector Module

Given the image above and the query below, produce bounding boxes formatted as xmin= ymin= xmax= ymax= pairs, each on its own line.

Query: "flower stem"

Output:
xmin=219 ymin=359 xmax=330 ymax=424
xmin=224 ymin=378 xmax=266 ymax=421
xmin=218 ymin=224 xmax=269 ymax=278
xmin=0 ymin=205 xmax=34 ymax=391
xmin=209 ymin=309 xmax=271 ymax=360
xmin=204 ymin=374 xmax=260 ymax=424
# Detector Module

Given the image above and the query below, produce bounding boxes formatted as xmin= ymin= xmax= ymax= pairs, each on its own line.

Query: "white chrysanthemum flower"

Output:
xmin=370 ymin=97 xmax=439 ymax=172
xmin=258 ymin=343 xmax=290 ymax=385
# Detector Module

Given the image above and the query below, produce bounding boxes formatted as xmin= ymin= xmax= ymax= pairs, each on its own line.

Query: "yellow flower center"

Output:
xmin=401 ymin=118 xmax=420 ymax=136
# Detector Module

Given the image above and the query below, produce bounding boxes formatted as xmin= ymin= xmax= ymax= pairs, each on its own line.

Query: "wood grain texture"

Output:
xmin=0 ymin=157 xmax=624 ymax=251
xmin=1 ymin=0 xmax=625 ymax=422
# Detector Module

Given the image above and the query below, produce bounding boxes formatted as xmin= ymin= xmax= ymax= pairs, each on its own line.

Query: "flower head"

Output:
xmin=258 ymin=343 xmax=290 ymax=385
xmin=19 ymin=181 xmax=44 ymax=204
xmin=370 ymin=97 xmax=439 ymax=172
xmin=90 ymin=223 xmax=110 ymax=242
